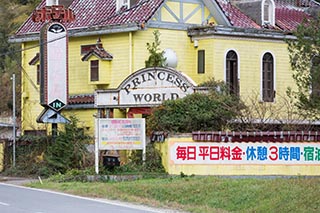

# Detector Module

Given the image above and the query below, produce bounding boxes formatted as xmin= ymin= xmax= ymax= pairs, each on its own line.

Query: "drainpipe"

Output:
xmin=129 ymin=32 xmax=133 ymax=74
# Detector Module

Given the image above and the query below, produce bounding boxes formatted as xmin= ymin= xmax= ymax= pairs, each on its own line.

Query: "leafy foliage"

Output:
xmin=4 ymin=116 xmax=94 ymax=177
xmin=286 ymin=15 xmax=320 ymax=118
xmin=128 ymin=144 xmax=165 ymax=173
xmin=0 ymin=0 xmax=41 ymax=115
xmin=147 ymin=78 xmax=245 ymax=132
xmin=45 ymin=116 xmax=93 ymax=174
xmin=28 ymin=176 xmax=320 ymax=213
xmin=145 ymin=30 xmax=166 ymax=68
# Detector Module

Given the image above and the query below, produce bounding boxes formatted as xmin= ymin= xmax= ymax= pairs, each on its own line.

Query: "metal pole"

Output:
xmin=95 ymin=117 xmax=99 ymax=174
xmin=52 ymin=123 xmax=58 ymax=141
xmin=12 ymin=74 xmax=16 ymax=167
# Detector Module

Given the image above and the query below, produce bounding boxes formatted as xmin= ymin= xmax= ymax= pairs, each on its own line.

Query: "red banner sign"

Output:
xmin=32 ymin=5 xmax=75 ymax=22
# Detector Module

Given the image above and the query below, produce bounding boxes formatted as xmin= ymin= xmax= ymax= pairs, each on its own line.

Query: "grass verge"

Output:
xmin=27 ymin=176 xmax=320 ymax=213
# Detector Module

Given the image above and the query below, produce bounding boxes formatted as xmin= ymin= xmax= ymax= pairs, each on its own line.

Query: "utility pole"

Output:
xmin=12 ymin=74 xmax=16 ymax=167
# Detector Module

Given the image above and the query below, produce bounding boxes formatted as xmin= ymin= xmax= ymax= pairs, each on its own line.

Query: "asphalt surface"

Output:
xmin=0 ymin=176 xmax=185 ymax=213
xmin=0 ymin=176 xmax=37 ymax=185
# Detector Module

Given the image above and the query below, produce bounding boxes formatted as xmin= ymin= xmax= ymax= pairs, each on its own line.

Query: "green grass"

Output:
xmin=27 ymin=176 xmax=320 ymax=213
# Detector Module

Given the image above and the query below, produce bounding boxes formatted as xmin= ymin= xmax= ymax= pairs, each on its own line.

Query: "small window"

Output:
xmin=262 ymin=53 xmax=274 ymax=102
xmin=36 ymin=64 xmax=40 ymax=85
xmin=198 ymin=50 xmax=205 ymax=74
xmin=90 ymin=60 xmax=99 ymax=81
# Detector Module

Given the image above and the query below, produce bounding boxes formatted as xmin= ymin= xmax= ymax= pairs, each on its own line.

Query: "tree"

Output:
xmin=286 ymin=14 xmax=320 ymax=119
xmin=145 ymin=30 xmax=166 ymax=67
xmin=45 ymin=116 xmax=93 ymax=174
xmin=147 ymin=78 xmax=245 ymax=133
xmin=0 ymin=0 xmax=38 ymax=114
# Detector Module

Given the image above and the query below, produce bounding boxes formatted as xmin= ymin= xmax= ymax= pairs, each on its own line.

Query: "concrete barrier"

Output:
xmin=156 ymin=134 xmax=320 ymax=176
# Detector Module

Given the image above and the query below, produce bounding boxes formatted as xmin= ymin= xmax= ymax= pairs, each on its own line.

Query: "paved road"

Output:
xmin=0 ymin=183 xmax=162 ymax=213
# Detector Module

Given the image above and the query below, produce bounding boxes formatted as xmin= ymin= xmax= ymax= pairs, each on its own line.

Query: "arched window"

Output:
xmin=226 ymin=50 xmax=239 ymax=96
xmin=262 ymin=0 xmax=275 ymax=26
xmin=262 ymin=53 xmax=274 ymax=102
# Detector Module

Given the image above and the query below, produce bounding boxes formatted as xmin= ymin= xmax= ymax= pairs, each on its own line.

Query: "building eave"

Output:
xmin=65 ymin=104 xmax=95 ymax=110
xmin=0 ymin=122 xmax=13 ymax=128
xmin=188 ymin=25 xmax=296 ymax=41
xmin=9 ymin=24 xmax=141 ymax=43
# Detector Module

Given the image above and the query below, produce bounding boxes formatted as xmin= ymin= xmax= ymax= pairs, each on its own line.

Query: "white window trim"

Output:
xmin=260 ymin=51 xmax=276 ymax=102
xmin=116 ymin=0 xmax=130 ymax=12
xmin=224 ymin=49 xmax=240 ymax=84
xmin=261 ymin=0 xmax=275 ymax=26
xmin=46 ymin=0 xmax=59 ymax=6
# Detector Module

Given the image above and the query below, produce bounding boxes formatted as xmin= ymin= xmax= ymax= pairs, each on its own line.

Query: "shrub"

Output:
xmin=45 ymin=116 xmax=93 ymax=174
xmin=4 ymin=116 xmax=94 ymax=177
xmin=147 ymin=78 xmax=244 ymax=133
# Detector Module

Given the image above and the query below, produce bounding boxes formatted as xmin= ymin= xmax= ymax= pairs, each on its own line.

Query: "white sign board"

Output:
xmin=95 ymin=118 xmax=146 ymax=174
xmin=170 ymin=142 xmax=320 ymax=165
xmin=97 ymin=118 xmax=145 ymax=150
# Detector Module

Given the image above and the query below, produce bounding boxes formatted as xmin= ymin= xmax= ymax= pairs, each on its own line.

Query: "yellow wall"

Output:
xmin=197 ymin=36 xmax=294 ymax=97
xmin=20 ymin=0 xmax=297 ymax=134
xmin=21 ymin=41 xmax=47 ymax=132
xmin=196 ymin=36 xmax=296 ymax=119
xmin=21 ymin=29 xmax=296 ymax=133
xmin=157 ymin=136 xmax=320 ymax=176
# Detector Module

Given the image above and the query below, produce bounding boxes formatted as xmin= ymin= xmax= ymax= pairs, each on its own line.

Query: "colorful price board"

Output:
xmin=170 ymin=142 xmax=320 ymax=165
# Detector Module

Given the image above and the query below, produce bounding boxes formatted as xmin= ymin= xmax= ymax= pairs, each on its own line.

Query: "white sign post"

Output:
xmin=95 ymin=118 xmax=146 ymax=174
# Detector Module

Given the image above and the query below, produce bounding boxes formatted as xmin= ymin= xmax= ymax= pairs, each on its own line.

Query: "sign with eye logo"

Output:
xmin=40 ymin=22 xmax=68 ymax=112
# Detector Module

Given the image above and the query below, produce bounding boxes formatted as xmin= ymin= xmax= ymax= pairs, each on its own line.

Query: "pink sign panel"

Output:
xmin=40 ymin=22 xmax=68 ymax=111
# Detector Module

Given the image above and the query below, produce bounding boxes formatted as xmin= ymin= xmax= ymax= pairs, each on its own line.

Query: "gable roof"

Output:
xmin=81 ymin=45 xmax=113 ymax=61
xmin=215 ymin=0 xmax=318 ymax=31
xmin=68 ymin=94 xmax=94 ymax=105
xmin=15 ymin=0 xmax=165 ymax=37
xmin=215 ymin=0 xmax=261 ymax=29
xmin=12 ymin=0 xmax=320 ymax=41
xmin=275 ymin=5 xmax=313 ymax=31
xmin=28 ymin=53 xmax=40 ymax=65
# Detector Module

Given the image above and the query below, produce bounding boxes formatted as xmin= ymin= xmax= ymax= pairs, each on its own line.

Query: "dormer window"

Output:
xmin=116 ymin=0 xmax=139 ymax=12
xmin=47 ymin=0 xmax=59 ymax=6
xmin=262 ymin=0 xmax=275 ymax=26
xmin=81 ymin=39 xmax=113 ymax=85
xmin=46 ymin=0 xmax=73 ymax=7
xmin=116 ymin=0 xmax=129 ymax=12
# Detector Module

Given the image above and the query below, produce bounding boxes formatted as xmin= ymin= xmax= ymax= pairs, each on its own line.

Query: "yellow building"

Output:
xmin=10 ymin=0 xmax=320 ymax=135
